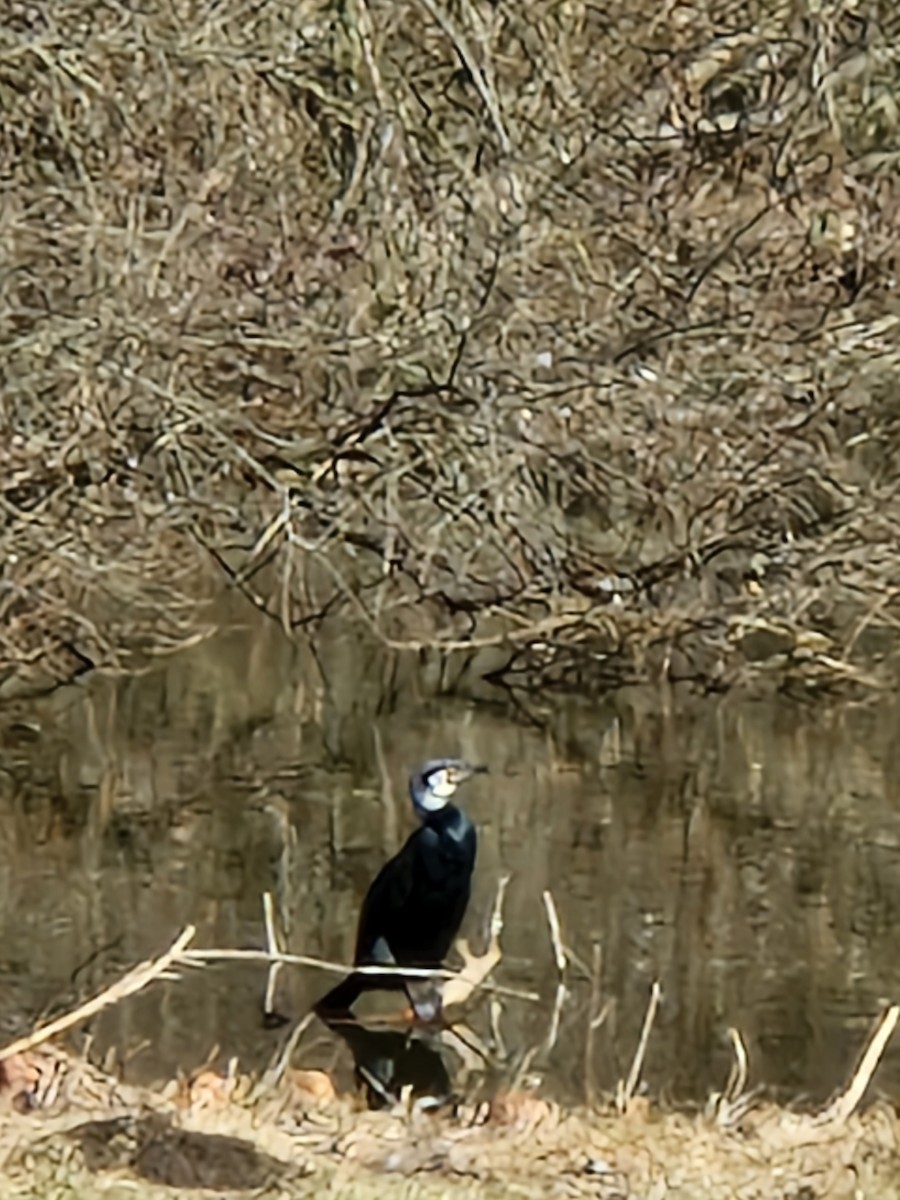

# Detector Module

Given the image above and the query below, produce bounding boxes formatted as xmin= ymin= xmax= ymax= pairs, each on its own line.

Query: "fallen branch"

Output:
xmin=0 ymin=885 xmax=528 ymax=1072
xmin=179 ymin=944 xmax=537 ymax=1003
xmin=0 ymin=926 xmax=196 ymax=1062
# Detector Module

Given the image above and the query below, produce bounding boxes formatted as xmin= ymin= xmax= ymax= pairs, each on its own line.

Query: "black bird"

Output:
xmin=315 ymin=758 xmax=486 ymax=1021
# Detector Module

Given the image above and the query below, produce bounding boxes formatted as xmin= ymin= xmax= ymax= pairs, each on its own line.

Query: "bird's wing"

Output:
xmin=353 ymin=830 xmax=431 ymax=963
xmin=436 ymin=824 xmax=477 ymax=952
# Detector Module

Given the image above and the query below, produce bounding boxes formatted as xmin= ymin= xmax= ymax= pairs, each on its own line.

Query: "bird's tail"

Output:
xmin=314 ymin=966 xmax=413 ymax=1018
xmin=313 ymin=972 xmax=365 ymax=1017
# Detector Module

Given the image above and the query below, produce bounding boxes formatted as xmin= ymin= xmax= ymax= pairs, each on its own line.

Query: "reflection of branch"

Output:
xmin=584 ymin=942 xmax=606 ymax=1107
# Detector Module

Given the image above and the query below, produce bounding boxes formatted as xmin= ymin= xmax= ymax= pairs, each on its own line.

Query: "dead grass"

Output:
xmin=2 ymin=921 xmax=900 ymax=1199
xmin=3 ymin=1 xmax=900 ymax=696
xmin=2 ymin=1036 xmax=900 ymax=1200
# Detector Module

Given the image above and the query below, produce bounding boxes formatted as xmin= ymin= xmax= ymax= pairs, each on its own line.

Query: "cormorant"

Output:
xmin=315 ymin=758 xmax=486 ymax=1021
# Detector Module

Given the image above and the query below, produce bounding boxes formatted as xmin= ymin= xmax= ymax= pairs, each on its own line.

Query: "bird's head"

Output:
xmin=410 ymin=758 xmax=487 ymax=818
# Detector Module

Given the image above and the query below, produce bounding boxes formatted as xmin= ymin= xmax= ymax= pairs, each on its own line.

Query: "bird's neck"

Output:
xmin=424 ymin=800 xmax=454 ymax=821
xmin=421 ymin=803 xmax=468 ymax=834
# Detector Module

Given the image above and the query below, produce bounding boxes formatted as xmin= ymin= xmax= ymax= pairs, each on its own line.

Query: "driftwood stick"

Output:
xmin=0 ymin=926 xmax=196 ymax=1062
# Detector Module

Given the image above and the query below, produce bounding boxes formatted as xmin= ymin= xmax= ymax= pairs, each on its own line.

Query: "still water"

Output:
xmin=2 ymin=611 xmax=900 ymax=1107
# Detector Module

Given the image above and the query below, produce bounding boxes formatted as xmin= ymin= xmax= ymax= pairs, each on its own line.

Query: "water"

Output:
xmin=2 ymin=611 xmax=900 ymax=1107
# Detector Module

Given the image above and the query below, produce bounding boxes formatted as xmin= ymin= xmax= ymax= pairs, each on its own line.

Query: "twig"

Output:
xmin=545 ymin=982 xmax=566 ymax=1054
xmin=489 ymin=873 xmax=511 ymax=946
xmin=351 ymin=0 xmax=388 ymax=111
xmin=262 ymin=892 xmax=280 ymax=956
xmin=510 ymin=1043 xmax=540 ymax=1093
xmin=280 ymin=516 xmax=294 ymax=636
xmin=253 ymin=1012 xmax=317 ymax=1098
xmin=415 ymin=0 xmax=511 ymax=154
xmin=617 ymin=980 xmax=662 ymax=1113
xmin=489 ymin=998 xmax=506 ymax=1060
xmin=542 ymin=890 xmax=567 ymax=975
xmin=182 ymin=947 xmax=448 ymax=977
xmin=0 ymin=926 xmax=196 ymax=1062
xmin=585 ymin=941 xmax=602 ymax=1106
xmin=591 ymin=1002 xmax=612 ymax=1031
xmin=816 ymin=1004 xmax=899 ymax=1126
xmin=262 ymin=797 xmax=295 ymax=939
xmin=261 ymin=892 xmax=283 ymax=1019
xmin=439 ymin=1021 xmax=493 ymax=1074
xmin=357 ymin=1061 xmax=395 ymax=1107
xmin=725 ymin=1026 xmax=749 ymax=1101
xmin=373 ymin=724 xmax=398 ymax=851
xmin=442 ymin=873 xmax=512 ymax=1009
xmin=707 ymin=1026 xmax=755 ymax=1126
xmin=179 ymin=946 xmax=537 ymax=1003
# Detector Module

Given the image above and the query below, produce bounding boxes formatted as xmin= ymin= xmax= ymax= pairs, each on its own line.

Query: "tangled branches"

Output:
xmin=3 ymin=0 xmax=900 ymax=696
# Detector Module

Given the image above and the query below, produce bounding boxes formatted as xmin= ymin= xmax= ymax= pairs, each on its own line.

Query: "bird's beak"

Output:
xmin=451 ymin=762 xmax=488 ymax=783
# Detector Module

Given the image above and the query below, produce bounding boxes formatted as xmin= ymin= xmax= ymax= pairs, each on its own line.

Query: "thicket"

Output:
xmin=3 ymin=1 xmax=900 ymax=697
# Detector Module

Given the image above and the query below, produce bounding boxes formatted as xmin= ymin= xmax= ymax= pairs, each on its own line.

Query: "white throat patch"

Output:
xmin=417 ymin=788 xmax=450 ymax=813
xmin=414 ymin=768 xmax=457 ymax=814
xmin=428 ymin=770 xmax=457 ymax=799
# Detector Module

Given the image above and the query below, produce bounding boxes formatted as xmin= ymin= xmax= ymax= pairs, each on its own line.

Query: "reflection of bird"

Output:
xmin=315 ymin=759 xmax=486 ymax=1021
xmin=323 ymin=1018 xmax=453 ymax=1110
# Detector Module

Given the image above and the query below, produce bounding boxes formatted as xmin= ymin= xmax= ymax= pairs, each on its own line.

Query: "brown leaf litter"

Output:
xmin=1 ymin=1039 xmax=899 ymax=1200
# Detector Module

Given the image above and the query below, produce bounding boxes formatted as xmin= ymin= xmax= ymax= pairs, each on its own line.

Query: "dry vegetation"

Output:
xmin=6 ymin=2 xmax=900 ymax=1184
xmin=5 ymin=1054 xmax=900 ymax=1200
xmin=2 ymin=927 xmax=900 ymax=1199
xmin=4 ymin=0 xmax=900 ymax=696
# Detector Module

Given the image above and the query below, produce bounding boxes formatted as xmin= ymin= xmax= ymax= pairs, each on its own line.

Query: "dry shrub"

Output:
xmin=3 ymin=1 xmax=900 ymax=695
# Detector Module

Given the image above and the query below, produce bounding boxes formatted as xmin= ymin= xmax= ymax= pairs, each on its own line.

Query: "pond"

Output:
xmin=2 ymin=609 xmax=899 ymax=1108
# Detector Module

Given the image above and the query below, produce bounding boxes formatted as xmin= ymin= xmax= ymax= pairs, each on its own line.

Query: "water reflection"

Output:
xmin=320 ymin=1016 xmax=453 ymax=1109
xmin=1 ymin=610 xmax=900 ymax=1105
